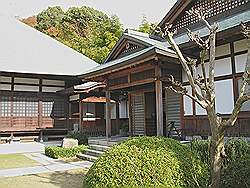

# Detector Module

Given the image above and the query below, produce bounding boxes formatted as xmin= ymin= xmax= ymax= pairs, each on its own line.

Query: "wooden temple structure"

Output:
xmin=77 ymin=0 xmax=250 ymax=138
xmin=1 ymin=0 xmax=250 ymax=141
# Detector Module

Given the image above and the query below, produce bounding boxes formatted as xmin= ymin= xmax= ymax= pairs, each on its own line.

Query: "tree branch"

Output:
xmin=224 ymin=22 xmax=250 ymax=128
xmin=224 ymin=95 xmax=250 ymax=127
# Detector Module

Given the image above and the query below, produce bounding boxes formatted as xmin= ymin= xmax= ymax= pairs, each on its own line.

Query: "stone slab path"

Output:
xmin=0 ymin=153 xmax=93 ymax=178
xmin=0 ymin=142 xmax=44 ymax=154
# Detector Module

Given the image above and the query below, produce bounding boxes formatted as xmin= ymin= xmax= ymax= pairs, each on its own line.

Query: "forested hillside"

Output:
xmin=22 ymin=6 xmax=123 ymax=64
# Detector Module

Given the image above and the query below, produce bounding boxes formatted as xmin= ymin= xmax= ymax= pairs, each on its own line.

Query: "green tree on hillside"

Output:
xmin=23 ymin=6 xmax=123 ymax=64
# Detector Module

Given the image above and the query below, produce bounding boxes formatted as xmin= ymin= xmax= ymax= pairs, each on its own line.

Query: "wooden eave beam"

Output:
xmin=84 ymin=55 xmax=157 ymax=81
xmin=108 ymin=78 xmax=156 ymax=91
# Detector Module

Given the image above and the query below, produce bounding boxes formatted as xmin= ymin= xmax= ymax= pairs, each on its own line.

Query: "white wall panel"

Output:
xmin=83 ymin=103 xmax=95 ymax=117
xmin=234 ymin=39 xmax=247 ymax=53
xmin=69 ymin=94 xmax=80 ymax=101
xmin=14 ymin=85 xmax=39 ymax=92
xmin=0 ymin=76 xmax=12 ymax=83
xmin=42 ymin=79 xmax=65 ymax=86
xmin=215 ymin=79 xmax=234 ymax=114
xmin=42 ymin=86 xmax=64 ymax=93
xmin=183 ymin=85 xmax=193 ymax=116
xmin=104 ymin=103 xmax=117 ymax=119
xmin=119 ymin=101 xmax=128 ymax=119
xmin=195 ymin=102 xmax=207 ymax=115
xmin=238 ymin=79 xmax=250 ymax=112
xmin=214 ymin=57 xmax=232 ymax=76
xmin=215 ymin=44 xmax=230 ymax=57
xmin=182 ymin=69 xmax=188 ymax=82
xmin=14 ymin=77 xmax=39 ymax=84
xmin=0 ymin=84 xmax=11 ymax=91
xmin=197 ymin=57 xmax=231 ymax=78
xmin=235 ymin=53 xmax=247 ymax=73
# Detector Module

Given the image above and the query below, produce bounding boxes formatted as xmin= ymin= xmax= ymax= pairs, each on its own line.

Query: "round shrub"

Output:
xmin=83 ymin=137 xmax=207 ymax=188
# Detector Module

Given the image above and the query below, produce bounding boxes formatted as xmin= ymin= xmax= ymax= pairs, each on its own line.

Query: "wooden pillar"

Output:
xmin=68 ymin=102 xmax=72 ymax=130
xmin=155 ymin=65 xmax=164 ymax=136
xmin=79 ymin=101 xmax=82 ymax=132
xmin=38 ymin=100 xmax=42 ymax=128
xmin=105 ymin=90 xmax=112 ymax=139
xmin=115 ymin=101 xmax=120 ymax=135
xmin=128 ymin=93 xmax=133 ymax=136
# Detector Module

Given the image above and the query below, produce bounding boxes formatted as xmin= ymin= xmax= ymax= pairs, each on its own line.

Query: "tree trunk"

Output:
xmin=207 ymin=107 xmax=225 ymax=188
xmin=209 ymin=128 xmax=225 ymax=188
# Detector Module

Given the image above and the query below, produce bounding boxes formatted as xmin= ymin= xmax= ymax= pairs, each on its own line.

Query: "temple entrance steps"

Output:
xmin=77 ymin=136 xmax=128 ymax=162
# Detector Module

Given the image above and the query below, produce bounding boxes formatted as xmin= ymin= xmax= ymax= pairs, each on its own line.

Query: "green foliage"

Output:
xmin=33 ymin=6 xmax=123 ymax=63
xmin=138 ymin=16 xmax=157 ymax=34
xmin=224 ymin=138 xmax=250 ymax=163
xmin=66 ymin=132 xmax=88 ymax=145
xmin=45 ymin=145 xmax=88 ymax=159
xmin=189 ymin=139 xmax=250 ymax=187
xmin=83 ymin=136 xmax=206 ymax=188
xmin=221 ymin=156 xmax=250 ymax=188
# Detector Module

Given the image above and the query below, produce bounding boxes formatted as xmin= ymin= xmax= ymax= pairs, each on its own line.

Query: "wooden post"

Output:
xmin=38 ymin=100 xmax=42 ymax=129
xmin=68 ymin=102 xmax=72 ymax=130
xmin=105 ymin=90 xmax=112 ymax=139
xmin=155 ymin=65 xmax=164 ymax=136
xmin=115 ymin=101 xmax=120 ymax=135
xmin=128 ymin=93 xmax=133 ymax=136
xmin=79 ymin=101 xmax=82 ymax=132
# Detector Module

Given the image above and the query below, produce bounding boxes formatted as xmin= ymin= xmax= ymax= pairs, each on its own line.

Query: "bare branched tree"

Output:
xmin=157 ymin=7 xmax=250 ymax=188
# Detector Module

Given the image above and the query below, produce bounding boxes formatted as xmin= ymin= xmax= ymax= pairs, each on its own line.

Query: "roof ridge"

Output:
xmin=124 ymin=29 xmax=150 ymax=38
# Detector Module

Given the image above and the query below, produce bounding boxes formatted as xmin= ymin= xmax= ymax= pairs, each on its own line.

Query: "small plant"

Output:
xmin=66 ymin=132 xmax=88 ymax=145
xmin=45 ymin=145 xmax=88 ymax=159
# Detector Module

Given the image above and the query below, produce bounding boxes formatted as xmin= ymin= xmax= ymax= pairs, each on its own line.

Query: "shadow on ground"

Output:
xmin=0 ymin=169 xmax=86 ymax=188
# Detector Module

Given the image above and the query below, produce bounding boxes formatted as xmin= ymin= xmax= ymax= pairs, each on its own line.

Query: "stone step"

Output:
xmin=88 ymin=139 xmax=117 ymax=146
xmin=85 ymin=149 xmax=104 ymax=157
xmin=77 ymin=153 xmax=98 ymax=162
xmin=89 ymin=144 xmax=110 ymax=152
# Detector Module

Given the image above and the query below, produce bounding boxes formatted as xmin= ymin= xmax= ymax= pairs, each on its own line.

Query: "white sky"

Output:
xmin=0 ymin=0 xmax=177 ymax=29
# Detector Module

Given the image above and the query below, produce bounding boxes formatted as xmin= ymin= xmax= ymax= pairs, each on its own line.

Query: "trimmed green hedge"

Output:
xmin=45 ymin=145 xmax=88 ymax=159
xmin=83 ymin=137 xmax=207 ymax=188
xmin=189 ymin=138 xmax=250 ymax=187
xmin=66 ymin=132 xmax=88 ymax=145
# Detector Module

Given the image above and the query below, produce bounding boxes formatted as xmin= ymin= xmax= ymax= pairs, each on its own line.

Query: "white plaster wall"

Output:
xmin=119 ymin=101 xmax=128 ymax=118
xmin=215 ymin=79 xmax=234 ymax=114
xmin=234 ymin=39 xmax=247 ymax=53
xmin=69 ymin=94 xmax=80 ymax=101
xmin=42 ymin=79 xmax=65 ymax=86
xmin=238 ymin=79 xmax=250 ymax=112
xmin=183 ymin=85 xmax=193 ymax=116
xmin=235 ymin=53 xmax=247 ymax=73
xmin=0 ymin=76 xmax=11 ymax=83
xmin=0 ymin=84 xmax=11 ymax=91
xmin=215 ymin=43 xmax=230 ymax=57
xmin=42 ymin=86 xmax=64 ymax=93
xmin=14 ymin=77 xmax=39 ymax=84
xmin=214 ymin=57 xmax=232 ymax=76
xmin=14 ymin=85 xmax=39 ymax=92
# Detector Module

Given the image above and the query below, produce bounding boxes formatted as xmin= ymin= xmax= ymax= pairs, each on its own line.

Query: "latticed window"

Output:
xmin=109 ymin=76 xmax=128 ymax=86
xmin=0 ymin=96 xmax=11 ymax=116
xmin=172 ymin=0 xmax=249 ymax=31
xmin=13 ymin=97 xmax=38 ymax=117
xmin=131 ymin=69 xmax=155 ymax=82
xmin=42 ymin=97 xmax=66 ymax=117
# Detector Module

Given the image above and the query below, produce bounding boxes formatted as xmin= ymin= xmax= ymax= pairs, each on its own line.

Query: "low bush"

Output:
xmin=45 ymin=145 xmax=88 ymax=159
xmin=66 ymin=132 xmax=88 ymax=145
xmin=83 ymin=136 xmax=207 ymax=188
xmin=189 ymin=138 xmax=250 ymax=187
xmin=221 ymin=156 xmax=250 ymax=188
